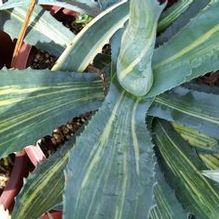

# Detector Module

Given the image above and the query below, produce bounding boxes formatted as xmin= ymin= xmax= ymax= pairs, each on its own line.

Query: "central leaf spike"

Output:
xmin=117 ymin=0 xmax=165 ymax=97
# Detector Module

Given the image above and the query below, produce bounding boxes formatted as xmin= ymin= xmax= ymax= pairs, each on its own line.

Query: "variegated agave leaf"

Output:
xmin=12 ymin=139 xmax=72 ymax=219
xmin=154 ymin=119 xmax=219 ymax=219
xmin=0 ymin=69 xmax=104 ymax=158
xmin=0 ymin=5 xmax=74 ymax=55
xmin=158 ymin=0 xmax=195 ymax=32
xmin=117 ymin=0 xmax=165 ymax=97
xmin=64 ymin=81 xmax=155 ymax=219
xmin=52 ymin=1 xmax=129 ymax=72
xmin=149 ymin=86 xmax=219 ymax=140
xmin=149 ymin=164 xmax=188 ymax=219
xmin=0 ymin=0 xmax=100 ymax=16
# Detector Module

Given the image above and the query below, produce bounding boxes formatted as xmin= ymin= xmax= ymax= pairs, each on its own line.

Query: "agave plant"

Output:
xmin=1 ymin=0 xmax=219 ymax=218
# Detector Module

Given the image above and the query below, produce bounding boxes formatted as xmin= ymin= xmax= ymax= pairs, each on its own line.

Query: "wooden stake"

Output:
xmin=11 ymin=0 xmax=36 ymax=68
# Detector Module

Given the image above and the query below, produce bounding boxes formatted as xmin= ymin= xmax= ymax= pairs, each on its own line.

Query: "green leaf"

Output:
xmin=0 ymin=69 xmax=104 ymax=158
xmin=173 ymin=123 xmax=219 ymax=152
xmin=153 ymin=119 xmax=219 ymax=218
xmin=116 ymin=0 xmax=165 ymax=97
xmin=64 ymin=81 xmax=155 ymax=219
xmin=38 ymin=0 xmax=101 ymax=16
xmin=0 ymin=0 xmax=24 ymax=10
xmin=0 ymin=0 xmax=101 ymax=16
xmin=52 ymin=1 xmax=129 ymax=72
xmin=52 ymin=0 xmax=216 ymax=78
xmin=157 ymin=0 xmax=210 ymax=45
xmin=111 ymin=1 xmax=219 ymax=98
xmin=148 ymin=2 xmax=219 ymax=97
xmin=199 ymin=153 xmax=219 ymax=169
xmin=0 ymin=5 xmax=74 ymax=55
xmin=111 ymin=28 xmax=124 ymax=73
xmin=158 ymin=0 xmax=203 ymax=32
xmin=149 ymin=165 xmax=187 ymax=219
xmin=157 ymin=0 xmax=211 ymax=33
xmin=149 ymin=86 xmax=219 ymax=139
xmin=173 ymin=124 xmax=219 ymax=175
xmin=12 ymin=140 xmax=72 ymax=219
xmin=98 ymin=0 xmax=119 ymax=9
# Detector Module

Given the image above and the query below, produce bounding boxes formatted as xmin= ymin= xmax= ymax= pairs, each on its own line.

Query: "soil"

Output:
xmin=198 ymin=72 xmax=219 ymax=86
xmin=31 ymin=48 xmax=57 ymax=69
xmin=39 ymin=112 xmax=93 ymax=157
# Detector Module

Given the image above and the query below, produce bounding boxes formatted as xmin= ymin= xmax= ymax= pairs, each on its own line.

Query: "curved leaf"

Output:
xmin=153 ymin=119 xmax=219 ymax=219
xmin=64 ymin=82 xmax=155 ymax=219
xmin=149 ymin=165 xmax=187 ymax=219
xmin=0 ymin=0 xmax=25 ymax=10
xmin=157 ymin=0 xmax=210 ymax=45
xmin=116 ymin=0 xmax=164 ymax=97
xmin=38 ymin=0 xmax=101 ymax=16
xmin=157 ymin=0 xmax=208 ymax=32
xmin=52 ymin=0 xmax=216 ymax=80
xmin=0 ymin=5 xmax=74 ymax=55
xmin=173 ymin=123 xmax=219 ymax=152
xmin=0 ymin=0 xmax=100 ymax=16
xmin=199 ymin=154 xmax=219 ymax=169
xmin=52 ymin=0 xmax=200 ymax=73
xmin=111 ymin=1 xmax=219 ymax=98
xmin=148 ymin=2 xmax=219 ymax=97
xmin=52 ymin=1 xmax=129 ymax=72
xmin=149 ymin=86 xmax=219 ymax=139
xmin=12 ymin=139 xmax=72 ymax=219
xmin=157 ymin=0 xmax=212 ymax=33
xmin=173 ymin=124 xmax=219 ymax=172
xmin=0 ymin=69 xmax=104 ymax=158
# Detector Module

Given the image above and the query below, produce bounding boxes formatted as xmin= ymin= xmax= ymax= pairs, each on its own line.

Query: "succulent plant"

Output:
xmin=0 ymin=0 xmax=219 ymax=218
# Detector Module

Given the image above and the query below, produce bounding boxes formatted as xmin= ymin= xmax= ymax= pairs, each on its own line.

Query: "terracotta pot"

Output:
xmin=0 ymin=146 xmax=46 ymax=210
xmin=41 ymin=210 xmax=62 ymax=219
xmin=43 ymin=5 xmax=63 ymax=15
xmin=0 ymin=31 xmax=36 ymax=69
xmin=12 ymin=41 xmax=34 ymax=69
xmin=0 ymin=151 xmax=29 ymax=210
xmin=43 ymin=5 xmax=79 ymax=17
